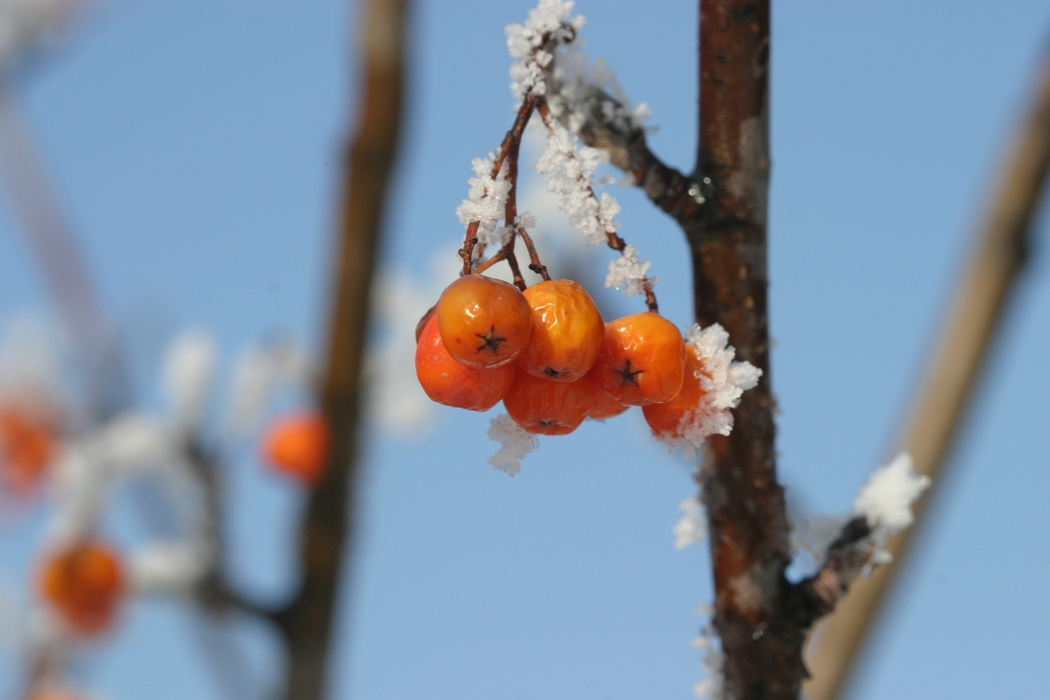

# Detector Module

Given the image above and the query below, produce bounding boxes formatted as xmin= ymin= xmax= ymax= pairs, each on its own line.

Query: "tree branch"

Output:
xmin=281 ymin=1 xmax=408 ymax=698
xmin=803 ymin=39 xmax=1050 ymax=700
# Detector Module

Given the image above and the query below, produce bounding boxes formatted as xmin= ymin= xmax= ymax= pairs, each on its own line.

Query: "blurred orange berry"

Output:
xmin=262 ymin=411 xmax=330 ymax=486
xmin=503 ymin=370 xmax=593 ymax=436
xmin=39 ymin=541 xmax=124 ymax=636
xmin=517 ymin=279 xmax=604 ymax=382
xmin=437 ymin=274 xmax=532 ymax=368
xmin=415 ymin=314 xmax=516 ymax=411
xmin=0 ymin=405 xmax=56 ymax=495
xmin=642 ymin=344 xmax=709 ymax=439
xmin=592 ymin=313 xmax=685 ymax=406
xmin=415 ymin=304 xmax=437 ymax=343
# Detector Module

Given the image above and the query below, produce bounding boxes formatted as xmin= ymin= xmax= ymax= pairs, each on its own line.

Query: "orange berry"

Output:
xmin=39 ymin=541 xmax=124 ymax=636
xmin=642 ymin=344 xmax=709 ymax=439
xmin=503 ymin=370 xmax=593 ymax=435
xmin=0 ymin=405 xmax=56 ymax=494
xmin=416 ymin=314 xmax=516 ymax=411
xmin=592 ymin=313 xmax=686 ymax=406
xmin=415 ymin=304 xmax=436 ymax=343
xmin=579 ymin=367 xmax=629 ymax=420
xmin=517 ymin=279 xmax=604 ymax=382
xmin=436 ymin=274 xmax=532 ymax=368
xmin=262 ymin=411 xmax=330 ymax=486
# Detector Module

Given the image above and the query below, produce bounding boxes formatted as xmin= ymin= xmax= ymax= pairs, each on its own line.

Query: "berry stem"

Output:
xmin=536 ymin=99 xmax=659 ymax=313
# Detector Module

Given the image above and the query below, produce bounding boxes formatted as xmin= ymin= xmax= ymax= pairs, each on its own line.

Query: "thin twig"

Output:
xmin=281 ymin=1 xmax=408 ymax=699
xmin=803 ymin=41 xmax=1050 ymax=700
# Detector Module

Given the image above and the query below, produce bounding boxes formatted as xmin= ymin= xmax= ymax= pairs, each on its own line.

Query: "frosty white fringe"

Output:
xmin=486 ymin=413 xmax=538 ymax=477
xmin=658 ymin=323 xmax=762 ymax=460
xmin=455 ymin=156 xmax=511 ymax=247
xmin=505 ymin=0 xmax=583 ymax=100
xmin=692 ymin=604 xmax=724 ymax=700
xmin=674 ymin=495 xmax=706 ymax=550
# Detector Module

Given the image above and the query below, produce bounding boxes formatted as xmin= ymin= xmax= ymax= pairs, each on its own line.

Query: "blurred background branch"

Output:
xmin=804 ymin=34 xmax=1050 ymax=700
xmin=280 ymin=0 xmax=408 ymax=698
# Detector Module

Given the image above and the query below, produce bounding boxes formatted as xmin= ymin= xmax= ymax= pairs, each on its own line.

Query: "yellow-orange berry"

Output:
xmin=503 ymin=371 xmax=593 ymax=435
xmin=517 ymin=279 xmax=604 ymax=382
xmin=592 ymin=313 xmax=685 ymax=406
xmin=416 ymin=315 xmax=516 ymax=411
xmin=0 ymin=405 xmax=56 ymax=495
xmin=642 ymin=344 xmax=709 ymax=439
xmin=262 ymin=411 xmax=330 ymax=486
xmin=437 ymin=274 xmax=532 ymax=368
xmin=579 ymin=367 xmax=629 ymax=420
xmin=39 ymin=541 xmax=124 ymax=636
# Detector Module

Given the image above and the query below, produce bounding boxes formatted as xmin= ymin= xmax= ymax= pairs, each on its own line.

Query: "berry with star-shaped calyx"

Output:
xmin=437 ymin=274 xmax=532 ymax=368
xmin=592 ymin=312 xmax=686 ymax=406
xmin=517 ymin=279 xmax=604 ymax=382
xmin=416 ymin=314 xmax=516 ymax=411
xmin=502 ymin=369 xmax=593 ymax=435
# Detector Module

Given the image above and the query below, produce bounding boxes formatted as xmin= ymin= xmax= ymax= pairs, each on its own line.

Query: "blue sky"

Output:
xmin=1 ymin=1 xmax=1049 ymax=699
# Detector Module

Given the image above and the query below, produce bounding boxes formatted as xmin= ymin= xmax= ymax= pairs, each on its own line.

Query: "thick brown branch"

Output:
xmin=283 ymin=1 xmax=407 ymax=699
xmin=803 ymin=40 xmax=1050 ymax=700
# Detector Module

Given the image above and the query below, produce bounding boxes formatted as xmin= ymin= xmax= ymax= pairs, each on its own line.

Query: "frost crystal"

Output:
xmin=486 ymin=413 xmax=538 ymax=477
xmin=455 ymin=156 xmax=511 ymax=246
xmin=225 ymin=341 xmax=311 ymax=436
xmin=659 ymin=324 xmax=761 ymax=459
xmin=605 ymin=243 xmax=654 ymax=297
xmin=505 ymin=0 xmax=583 ymax=99
xmin=854 ymin=452 xmax=929 ymax=534
xmin=674 ymin=496 xmax=706 ymax=549
xmin=692 ymin=607 xmax=724 ymax=700
xmin=163 ymin=329 xmax=216 ymax=431
xmin=535 ymin=120 xmax=614 ymax=246
xmin=129 ymin=542 xmax=210 ymax=596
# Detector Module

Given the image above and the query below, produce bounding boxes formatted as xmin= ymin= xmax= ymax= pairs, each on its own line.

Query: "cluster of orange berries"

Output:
xmin=38 ymin=540 xmax=125 ymax=637
xmin=414 ymin=273 xmax=709 ymax=439
xmin=0 ymin=403 xmax=57 ymax=495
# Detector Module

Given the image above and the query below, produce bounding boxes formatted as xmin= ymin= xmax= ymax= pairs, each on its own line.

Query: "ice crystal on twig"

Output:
xmin=163 ymin=329 xmax=216 ymax=432
xmin=486 ymin=413 xmax=538 ymax=477
xmin=854 ymin=452 xmax=928 ymax=534
xmin=605 ymin=243 xmax=654 ymax=298
xmin=534 ymin=120 xmax=611 ymax=246
xmin=692 ymin=608 xmax=724 ymax=700
xmin=674 ymin=496 xmax=705 ymax=549
xmin=456 ymin=156 xmax=511 ymax=246
xmin=505 ymin=0 xmax=583 ymax=100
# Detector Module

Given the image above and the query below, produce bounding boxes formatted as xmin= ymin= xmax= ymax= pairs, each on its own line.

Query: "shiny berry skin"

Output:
xmin=579 ymin=367 xmax=629 ymax=420
xmin=0 ymin=405 xmax=56 ymax=495
xmin=416 ymin=315 xmax=516 ymax=411
xmin=39 ymin=541 xmax=124 ymax=636
xmin=262 ymin=411 xmax=330 ymax=486
xmin=517 ymin=279 xmax=604 ymax=382
xmin=592 ymin=313 xmax=685 ymax=406
xmin=503 ymin=370 xmax=593 ymax=435
xmin=437 ymin=274 xmax=532 ymax=368
xmin=642 ymin=344 xmax=708 ymax=439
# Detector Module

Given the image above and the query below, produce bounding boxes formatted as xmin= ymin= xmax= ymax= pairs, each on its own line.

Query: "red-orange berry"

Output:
xmin=0 ymin=405 xmax=56 ymax=495
xmin=39 ymin=541 xmax=124 ymax=636
xmin=415 ymin=304 xmax=436 ymax=343
xmin=503 ymin=371 xmax=593 ymax=435
xmin=416 ymin=315 xmax=516 ymax=411
xmin=642 ymin=344 xmax=709 ymax=439
xmin=436 ymin=274 xmax=532 ymax=368
xmin=592 ymin=313 xmax=686 ymax=406
xmin=579 ymin=367 xmax=629 ymax=420
xmin=517 ymin=279 xmax=604 ymax=382
xmin=262 ymin=411 xmax=330 ymax=486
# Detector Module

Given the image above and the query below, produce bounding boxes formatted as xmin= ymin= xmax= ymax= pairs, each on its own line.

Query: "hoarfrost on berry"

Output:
xmin=854 ymin=452 xmax=928 ymax=534
xmin=486 ymin=413 xmax=538 ymax=477
xmin=660 ymin=324 xmax=761 ymax=459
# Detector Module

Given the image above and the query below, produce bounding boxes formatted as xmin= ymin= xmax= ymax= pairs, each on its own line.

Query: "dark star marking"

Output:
xmin=475 ymin=325 xmax=507 ymax=354
xmin=544 ymin=366 xmax=561 ymax=378
xmin=614 ymin=359 xmax=643 ymax=386
xmin=538 ymin=419 xmax=558 ymax=428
